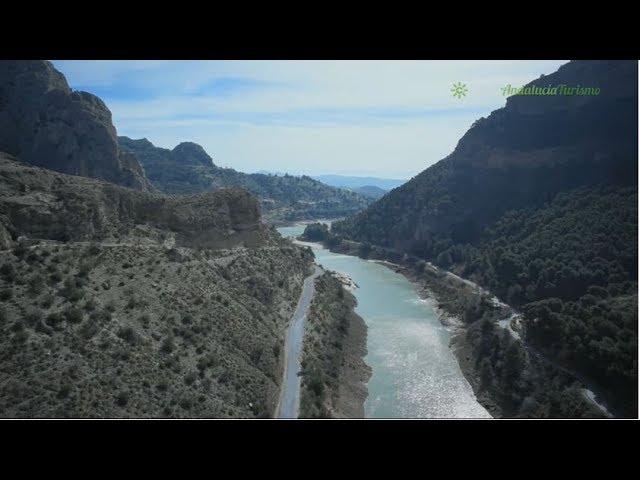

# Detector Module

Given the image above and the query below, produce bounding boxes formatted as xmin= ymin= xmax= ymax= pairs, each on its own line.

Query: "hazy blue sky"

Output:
xmin=53 ymin=60 xmax=567 ymax=179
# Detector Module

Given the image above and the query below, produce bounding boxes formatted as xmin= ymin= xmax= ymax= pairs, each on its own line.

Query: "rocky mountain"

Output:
xmin=118 ymin=136 xmax=370 ymax=223
xmin=0 ymin=61 xmax=151 ymax=191
xmin=0 ymin=61 xmax=322 ymax=418
xmin=332 ymin=60 xmax=638 ymax=417
xmin=335 ymin=61 xmax=637 ymax=253
xmin=0 ymin=152 xmax=317 ymax=418
xmin=0 ymin=59 xmax=369 ymax=419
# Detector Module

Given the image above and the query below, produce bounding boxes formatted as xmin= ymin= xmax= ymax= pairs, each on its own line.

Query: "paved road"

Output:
xmin=276 ymin=265 xmax=323 ymax=419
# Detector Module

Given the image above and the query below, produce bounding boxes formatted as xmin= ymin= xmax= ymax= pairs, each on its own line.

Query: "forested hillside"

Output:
xmin=332 ymin=60 xmax=638 ymax=416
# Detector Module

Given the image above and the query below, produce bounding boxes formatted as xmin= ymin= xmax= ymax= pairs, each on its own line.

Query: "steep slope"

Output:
xmin=118 ymin=136 xmax=370 ymax=222
xmin=0 ymin=154 xmax=314 ymax=417
xmin=332 ymin=60 xmax=638 ymax=417
xmin=335 ymin=61 xmax=636 ymax=253
xmin=0 ymin=61 xmax=151 ymax=191
xmin=0 ymin=153 xmax=268 ymax=250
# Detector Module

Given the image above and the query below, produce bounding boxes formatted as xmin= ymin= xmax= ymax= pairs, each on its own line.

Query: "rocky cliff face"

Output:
xmin=0 ymin=153 xmax=268 ymax=249
xmin=0 ymin=61 xmax=151 ymax=191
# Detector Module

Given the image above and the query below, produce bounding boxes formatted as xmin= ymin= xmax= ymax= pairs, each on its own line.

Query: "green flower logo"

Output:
xmin=451 ymin=82 xmax=468 ymax=99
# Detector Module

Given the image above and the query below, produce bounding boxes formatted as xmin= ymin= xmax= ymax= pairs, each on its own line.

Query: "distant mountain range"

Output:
xmin=312 ymin=174 xmax=407 ymax=191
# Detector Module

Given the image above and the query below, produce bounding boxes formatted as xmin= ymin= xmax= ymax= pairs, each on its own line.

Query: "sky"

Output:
xmin=52 ymin=60 xmax=567 ymax=179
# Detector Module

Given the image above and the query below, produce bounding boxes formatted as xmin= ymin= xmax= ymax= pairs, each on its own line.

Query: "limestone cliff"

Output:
xmin=0 ymin=153 xmax=269 ymax=250
xmin=0 ymin=60 xmax=151 ymax=191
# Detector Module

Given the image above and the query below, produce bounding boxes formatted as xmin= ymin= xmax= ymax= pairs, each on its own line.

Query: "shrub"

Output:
xmin=27 ymin=274 xmax=46 ymax=296
xmin=41 ymin=293 xmax=55 ymax=308
xmin=138 ymin=314 xmax=150 ymax=328
xmin=117 ymin=326 xmax=139 ymax=345
xmin=0 ymin=263 xmax=16 ymax=281
xmin=57 ymin=384 xmax=71 ymax=399
xmin=179 ymin=397 xmax=192 ymax=411
xmin=77 ymin=262 xmax=93 ymax=278
xmin=25 ymin=308 xmax=43 ymax=326
xmin=45 ymin=312 xmax=65 ymax=328
xmin=308 ymin=369 xmax=325 ymax=397
xmin=49 ymin=270 xmax=63 ymax=284
xmin=59 ymin=277 xmax=84 ymax=302
xmin=84 ymin=298 xmax=97 ymax=311
xmin=65 ymin=307 xmax=84 ymax=324
xmin=0 ymin=288 xmax=13 ymax=302
xmin=184 ymin=371 xmax=197 ymax=386
xmin=26 ymin=251 xmax=40 ymax=264
xmin=12 ymin=243 xmax=28 ymax=259
xmin=115 ymin=391 xmax=129 ymax=407
xmin=160 ymin=337 xmax=175 ymax=354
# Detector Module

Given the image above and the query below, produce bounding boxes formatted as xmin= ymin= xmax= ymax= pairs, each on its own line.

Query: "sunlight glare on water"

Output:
xmin=277 ymin=224 xmax=491 ymax=419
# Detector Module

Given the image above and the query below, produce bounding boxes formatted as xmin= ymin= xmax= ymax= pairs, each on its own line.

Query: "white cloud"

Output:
xmin=52 ymin=60 xmax=568 ymax=178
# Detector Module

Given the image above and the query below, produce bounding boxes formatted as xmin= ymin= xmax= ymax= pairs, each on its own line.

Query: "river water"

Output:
xmin=277 ymin=223 xmax=491 ymax=419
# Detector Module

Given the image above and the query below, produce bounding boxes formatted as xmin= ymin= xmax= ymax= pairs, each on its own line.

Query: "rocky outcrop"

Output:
xmin=0 ymin=153 xmax=269 ymax=249
xmin=172 ymin=142 xmax=215 ymax=167
xmin=0 ymin=60 xmax=152 ymax=191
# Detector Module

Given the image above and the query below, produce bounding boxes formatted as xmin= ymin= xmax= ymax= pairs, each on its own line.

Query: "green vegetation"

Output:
xmin=0 ymin=236 xmax=314 ymax=418
xmin=299 ymin=273 xmax=369 ymax=418
xmin=331 ymin=60 xmax=638 ymax=417
xmin=299 ymin=223 xmax=331 ymax=242
xmin=464 ymin=187 xmax=637 ymax=412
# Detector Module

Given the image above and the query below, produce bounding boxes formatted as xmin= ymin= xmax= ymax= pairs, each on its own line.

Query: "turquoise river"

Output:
xmin=277 ymin=223 xmax=491 ymax=419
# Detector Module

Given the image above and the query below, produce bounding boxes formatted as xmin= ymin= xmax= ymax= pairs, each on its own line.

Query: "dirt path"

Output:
xmin=275 ymin=265 xmax=323 ymax=419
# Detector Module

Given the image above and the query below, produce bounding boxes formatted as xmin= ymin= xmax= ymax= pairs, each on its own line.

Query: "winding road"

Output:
xmin=276 ymin=265 xmax=323 ymax=419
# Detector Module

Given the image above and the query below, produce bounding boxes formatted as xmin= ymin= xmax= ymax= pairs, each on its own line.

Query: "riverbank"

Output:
xmin=311 ymin=234 xmax=608 ymax=418
xmin=373 ymin=260 xmax=505 ymax=417
xmin=298 ymin=271 xmax=371 ymax=418
xmin=267 ymin=217 xmax=341 ymax=229
xmin=288 ymin=224 xmax=491 ymax=418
